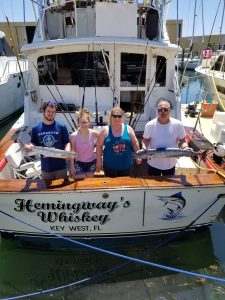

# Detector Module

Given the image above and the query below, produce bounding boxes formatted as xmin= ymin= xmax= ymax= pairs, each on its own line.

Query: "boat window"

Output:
xmin=37 ymin=52 xmax=109 ymax=87
xmin=211 ymin=55 xmax=225 ymax=72
xmin=120 ymin=90 xmax=145 ymax=113
xmin=155 ymin=56 xmax=166 ymax=86
xmin=0 ymin=37 xmax=14 ymax=56
xmin=216 ymin=85 xmax=225 ymax=94
xmin=120 ymin=53 xmax=146 ymax=86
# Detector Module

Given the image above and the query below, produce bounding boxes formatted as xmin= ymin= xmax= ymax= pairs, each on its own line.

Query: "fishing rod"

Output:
xmin=93 ymin=49 xmax=99 ymax=126
xmin=81 ymin=47 xmax=90 ymax=109
xmin=100 ymin=45 xmax=119 ymax=107
xmin=129 ymin=43 xmax=148 ymax=126
xmin=206 ymin=0 xmax=222 ymax=49
xmin=5 ymin=16 xmax=27 ymax=92
xmin=178 ymin=0 xmax=197 ymax=88
xmin=131 ymin=58 xmax=167 ymax=129
xmin=218 ymin=0 xmax=225 ymax=49
xmin=32 ymin=62 xmax=76 ymax=131
xmin=43 ymin=56 xmax=77 ymax=130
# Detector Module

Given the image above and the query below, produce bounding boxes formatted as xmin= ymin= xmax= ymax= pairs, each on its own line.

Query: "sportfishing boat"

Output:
xmin=0 ymin=31 xmax=27 ymax=123
xmin=0 ymin=0 xmax=224 ymax=248
xmin=195 ymin=50 xmax=225 ymax=112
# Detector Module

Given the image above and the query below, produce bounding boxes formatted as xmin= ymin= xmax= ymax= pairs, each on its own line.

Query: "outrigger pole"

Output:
xmin=6 ymin=17 xmax=27 ymax=92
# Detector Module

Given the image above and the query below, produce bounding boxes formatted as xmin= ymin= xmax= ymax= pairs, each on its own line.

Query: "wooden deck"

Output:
xmin=0 ymin=172 xmax=224 ymax=193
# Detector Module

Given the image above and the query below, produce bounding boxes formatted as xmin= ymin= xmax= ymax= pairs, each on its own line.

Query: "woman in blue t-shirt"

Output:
xmin=96 ymin=107 xmax=141 ymax=177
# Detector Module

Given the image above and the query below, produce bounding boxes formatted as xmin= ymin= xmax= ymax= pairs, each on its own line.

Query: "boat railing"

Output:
xmin=0 ymin=58 xmax=27 ymax=85
xmin=37 ymin=0 xmax=166 ymax=42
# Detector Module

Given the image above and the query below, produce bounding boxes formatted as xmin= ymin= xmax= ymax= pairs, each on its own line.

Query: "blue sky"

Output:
xmin=0 ymin=0 xmax=224 ymax=38
xmin=168 ymin=0 xmax=225 ymax=37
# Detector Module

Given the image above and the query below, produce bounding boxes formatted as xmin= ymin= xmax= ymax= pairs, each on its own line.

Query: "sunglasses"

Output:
xmin=112 ymin=114 xmax=122 ymax=119
xmin=158 ymin=108 xmax=170 ymax=113
xmin=46 ymin=101 xmax=57 ymax=105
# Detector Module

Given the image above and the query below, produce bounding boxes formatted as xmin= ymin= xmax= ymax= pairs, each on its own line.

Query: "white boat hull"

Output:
xmin=0 ymin=186 xmax=224 ymax=242
xmin=0 ymin=73 xmax=25 ymax=123
xmin=195 ymin=68 xmax=225 ymax=111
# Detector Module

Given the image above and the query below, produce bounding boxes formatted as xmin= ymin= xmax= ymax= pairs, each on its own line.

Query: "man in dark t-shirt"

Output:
xmin=24 ymin=101 xmax=70 ymax=180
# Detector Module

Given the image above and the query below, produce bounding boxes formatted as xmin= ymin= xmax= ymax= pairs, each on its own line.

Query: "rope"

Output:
xmin=192 ymin=155 xmax=225 ymax=180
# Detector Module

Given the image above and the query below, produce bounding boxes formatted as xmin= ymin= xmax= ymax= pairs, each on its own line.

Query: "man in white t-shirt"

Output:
xmin=142 ymin=98 xmax=190 ymax=176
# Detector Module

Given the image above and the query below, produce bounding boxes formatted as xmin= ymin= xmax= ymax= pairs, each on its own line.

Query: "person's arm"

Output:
xmin=178 ymin=137 xmax=192 ymax=150
xmin=128 ymin=126 xmax=142 ymax=165
xmin=64 ymin=142 xmax=71 ymax=151
xmin=93 ymin=130 xmax=100 ymax=145
xmin=142 ymin=138 xmax=150 ymax=150
xmin=96 ymin=128 xmax=107 ymax=172
xmin=128 ymin=126 xmax=139 ymax=151
xmin=68 ymin=133 xmax=76 ymax=177
xmin=24 ymin=128 xmax=36 ymax=152
xmin=24 ymin=143 xmax=34 ymax=152
xmin=177 ymin=122 xmax=191 ymax=150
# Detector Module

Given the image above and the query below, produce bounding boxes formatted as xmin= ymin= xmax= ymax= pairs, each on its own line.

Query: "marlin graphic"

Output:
xmin=157 ymin=192 xmax=186 ymax=219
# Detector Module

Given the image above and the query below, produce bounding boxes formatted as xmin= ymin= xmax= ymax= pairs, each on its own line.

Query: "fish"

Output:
xmin=134 ymin=147 xmax=198 ymax=159
xmin=157 ymin=192 xmax=186 ymax=213
xmin=30 ymin=146 xmax=77 ymax=159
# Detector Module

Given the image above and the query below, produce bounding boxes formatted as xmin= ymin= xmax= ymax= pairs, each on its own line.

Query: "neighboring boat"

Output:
xmin=0 ymin=0 xmax=224 ymax=248
xmin=0 ymin=31 xmax=27 ymax=123
xmin=195 ymin=50 xmax=225 ymax=111
xmin=175 ymin=53 xmax=200 ymax=70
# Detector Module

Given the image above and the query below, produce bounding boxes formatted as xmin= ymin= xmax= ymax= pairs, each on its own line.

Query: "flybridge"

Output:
xmin=35 ymin=0 xmax=168 ymax=42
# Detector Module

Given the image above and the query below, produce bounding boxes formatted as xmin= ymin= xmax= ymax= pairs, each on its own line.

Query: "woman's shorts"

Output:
xmin=75 ymin=159 xmax=96 ymax=176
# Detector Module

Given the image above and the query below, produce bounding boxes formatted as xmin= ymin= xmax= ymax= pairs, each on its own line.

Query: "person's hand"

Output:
xmin=24 ymin=144 xmax=33 ymax=152
xmin=65 ymin=156 xmax=72 ymax=160
xmin=136 ymin=149 xmax=144 ymax=155
xmin=96 ymin=160 xmax=102 ymax=173
xmin=136 ymin=158 xmax=142 ymax=165
xmin=69 ymin=164 xmax=76 ymax=177
xmin=183 ymin=146 xmax=193 ymax=151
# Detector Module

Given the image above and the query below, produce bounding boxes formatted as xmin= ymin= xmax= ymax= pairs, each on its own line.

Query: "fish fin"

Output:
xmin=170 ymin=192 xmax=185 ymax=200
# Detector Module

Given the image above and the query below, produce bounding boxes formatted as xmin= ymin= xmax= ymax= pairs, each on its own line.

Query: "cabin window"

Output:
xmin=120 ymin=53 xmax=146 ymax=86
xmin=216 ymin=85 xmax=225 ymax=94
xmin=155 ymin=56 xmax=166 ymax=86
xmin=211 ymin=55 xmax=225 ymax=72
xmin=37 ymin=52 xmax=109 ymax=87
xmin=0 ymin=37 xmax=14 ymax=56
xmin=120 ymin=90 xmax=145 ymax=113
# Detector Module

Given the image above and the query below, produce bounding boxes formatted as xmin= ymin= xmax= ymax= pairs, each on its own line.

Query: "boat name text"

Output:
xmin=14 ymin=198 xmax=130 ymax=225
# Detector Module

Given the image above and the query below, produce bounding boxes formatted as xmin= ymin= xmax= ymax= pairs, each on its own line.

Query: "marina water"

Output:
xmin=0 ymin=71 xmax=225 ymax=299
